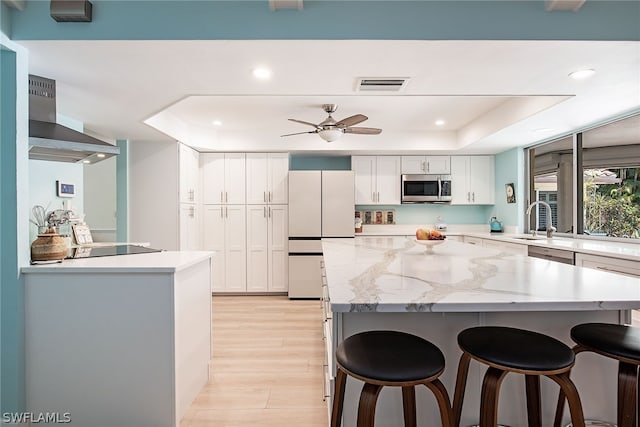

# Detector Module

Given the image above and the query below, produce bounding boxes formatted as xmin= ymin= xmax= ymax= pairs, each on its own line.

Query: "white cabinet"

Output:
xmin=246 ymin=205 xmax=289 ymax=292
xmin=401 ymin=156 xmax=450 ymax=174
xmin=451 ymin=156 xmax=495 ymax=205
xmin=203 ymin=205 xmax=247 ymax=292
xmin=179 ymin=204 xmax=200 ymax=250
xmin=246 ymin=153 xmax=289 ymax=205
xmin=352 ymin=156 xmax=401 ymax=205
xmin=576 ymin=253 xmax=640 ymax=278
xmin=201 ymin=153 xmax=246 ymax=205
xmin=179 ymin=144 xmax=199 ymax=204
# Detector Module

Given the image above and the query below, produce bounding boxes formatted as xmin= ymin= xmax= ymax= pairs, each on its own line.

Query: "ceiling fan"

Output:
xmin=281 ymin=104 xmax=382 ymax=142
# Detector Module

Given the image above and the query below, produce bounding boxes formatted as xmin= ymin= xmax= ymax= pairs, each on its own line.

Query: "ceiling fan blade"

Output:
xmin=281 ymin=130 xmax=319 ymax=137
xmin=288 ymin=118 xmax=319 ymax=128
xmin=335 ymin=114 xmax=368 ymax=128
xmin=344 ymin=127 xmax=382 ymax=135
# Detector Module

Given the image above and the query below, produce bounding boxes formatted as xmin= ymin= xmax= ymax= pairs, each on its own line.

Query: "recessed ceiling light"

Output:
xmin=435 ymin=119 xmax=446 ymax=126
xmin=83 ymin=160 xmax=91 ymax=164
xmin=252 ymin=67 xmax=271 ymax=80
xmin=568 ymin=68 xmax=595 ymax=80
xmin=212 ymin=120 xmax=223 ymax=126
xmin=97 ymin=153 xmax=106 ymax=158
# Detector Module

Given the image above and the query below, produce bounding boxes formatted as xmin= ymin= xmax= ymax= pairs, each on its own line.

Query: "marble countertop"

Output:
xmin=322 ymin=236 xmax=640 ymax=313
xmin=22 ymin=251 xmax=214 ymax=274
xmin=358 ymin=224 xmax=640 ymax=261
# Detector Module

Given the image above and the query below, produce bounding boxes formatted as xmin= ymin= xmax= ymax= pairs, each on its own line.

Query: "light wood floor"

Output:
xmin=179 ymin=295 xmax=328 ymax=427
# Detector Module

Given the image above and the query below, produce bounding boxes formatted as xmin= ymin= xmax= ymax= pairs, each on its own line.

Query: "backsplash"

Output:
xmin=355 ymin=204 xmax=494 ymax=225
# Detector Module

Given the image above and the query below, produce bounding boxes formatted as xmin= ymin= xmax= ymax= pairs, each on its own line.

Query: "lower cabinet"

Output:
xmin=203 ymin=205 xmax=247 ymax=292
xmin=246 ymin=205 xmax=289 ymax=292
xmin=576 ymin=253 xmax=640 ymax=278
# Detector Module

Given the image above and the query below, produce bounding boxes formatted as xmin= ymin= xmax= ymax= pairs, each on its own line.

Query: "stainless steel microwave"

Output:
xmin=401 ymin=174 xmax=452 ymax=203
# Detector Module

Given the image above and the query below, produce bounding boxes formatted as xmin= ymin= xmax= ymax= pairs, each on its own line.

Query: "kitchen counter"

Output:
xmin=322 ymin=236 xmax=640 ymax=426
xmin=22 ymin=251 xmax=214 ymax=427
xmin=322 ymin=236 xmax=640 ymax=312
xmin=22 ymin=250 xmax=213 ymax=273
xmin=358 ymin=224 xmax=640 ymax=261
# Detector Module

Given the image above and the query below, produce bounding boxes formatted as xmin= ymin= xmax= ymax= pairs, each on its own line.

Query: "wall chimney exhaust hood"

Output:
xmin=29 ymin=74 xmax=119 ymax=164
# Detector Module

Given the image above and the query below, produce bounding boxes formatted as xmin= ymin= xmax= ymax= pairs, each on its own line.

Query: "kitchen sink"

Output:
xmin=511 ymin=235 xmax=549 ymax=240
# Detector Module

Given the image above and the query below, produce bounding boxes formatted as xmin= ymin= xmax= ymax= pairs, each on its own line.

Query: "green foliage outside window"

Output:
xmin=583 ymin=168 xmax=640 ymax=239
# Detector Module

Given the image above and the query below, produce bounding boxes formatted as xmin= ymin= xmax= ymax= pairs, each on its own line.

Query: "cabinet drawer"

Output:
xmin=464 ymin=236 xmax=483 ymax=246
xmin=576 ymin=253 xmax=640 ymax=278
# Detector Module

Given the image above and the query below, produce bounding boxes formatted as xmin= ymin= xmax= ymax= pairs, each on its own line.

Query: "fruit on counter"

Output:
xmin=415 ymin=228 xmax=447 ymax=240
xmin=416 ymin=228 xmax=430 ymax=240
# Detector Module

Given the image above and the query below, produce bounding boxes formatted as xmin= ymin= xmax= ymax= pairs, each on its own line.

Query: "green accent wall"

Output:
xmin=116 ymin=140 xmax=128 ymax=242
xmin=8 ymin=1 xmax=640 ymax=41
xmin=494 ymin=148 xmax=524 ymax=229
xmin=1 ymin=47 xmax=25 ymax=413
xmin=289 ymin=155 xmax=351 ymax=171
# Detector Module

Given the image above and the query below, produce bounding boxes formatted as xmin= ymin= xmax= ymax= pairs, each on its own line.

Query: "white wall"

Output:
xmin=28 ymin=160 xmax=83 ymax=243
xmin=83 ymin=157 xmax=116 ymax=242
xmin=129 ymin=139 xmax=179 ymax=250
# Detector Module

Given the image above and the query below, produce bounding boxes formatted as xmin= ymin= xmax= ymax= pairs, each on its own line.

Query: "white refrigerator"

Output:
xmin=288 ymin=170 xmax=354 ymax=298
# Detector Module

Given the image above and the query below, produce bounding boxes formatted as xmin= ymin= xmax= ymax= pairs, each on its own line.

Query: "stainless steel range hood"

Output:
xmin=29 ymin=74 xmax=119 ymax=163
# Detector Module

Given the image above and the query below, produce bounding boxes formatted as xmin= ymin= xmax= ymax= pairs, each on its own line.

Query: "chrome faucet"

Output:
xmin=525 ymin=201 xmax=556 ymax=238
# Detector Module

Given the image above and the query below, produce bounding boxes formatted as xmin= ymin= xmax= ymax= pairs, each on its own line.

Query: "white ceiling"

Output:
xmin=17 ymin=39 xmax=640 ymax=154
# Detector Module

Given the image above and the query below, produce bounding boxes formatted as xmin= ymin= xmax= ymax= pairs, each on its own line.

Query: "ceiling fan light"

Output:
xmin=318 ymin=128 xmax=343 ymax=142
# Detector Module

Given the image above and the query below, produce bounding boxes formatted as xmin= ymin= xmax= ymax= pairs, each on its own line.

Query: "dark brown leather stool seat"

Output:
xmin=555 ymin=323 xmax=640 ymax=427
xmin=331 ymin=330 xmax=452 ymax=427
xmin=452 ymin=326 xmax=585 ymax=427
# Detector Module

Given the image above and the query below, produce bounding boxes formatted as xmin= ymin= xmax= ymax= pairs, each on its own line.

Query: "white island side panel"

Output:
xmin=25 ymin=272 xmax=175 ymax=427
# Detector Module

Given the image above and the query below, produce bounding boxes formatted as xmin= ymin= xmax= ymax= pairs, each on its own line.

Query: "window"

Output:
xmin=527 ymin=114 xmax=640 ymax=240
xmin=529 ymin=136 xmax=573 ymax=234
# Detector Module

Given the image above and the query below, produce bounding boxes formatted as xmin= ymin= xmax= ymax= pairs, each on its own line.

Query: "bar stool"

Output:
xmin=330 ymin=330 xmax=452 ymax=427
xmin=452 ymin=326 xmax=585 ymax=427
xmin=554 ymin=323 xmax=640 ymax=427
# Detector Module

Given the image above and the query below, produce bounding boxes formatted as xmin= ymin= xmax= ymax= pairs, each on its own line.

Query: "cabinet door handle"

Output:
xmin=225 ymin=192 xmax=228 ymax=203
xmin=372 ymin=192 xmax=376 ymax=203
xmin=220 ymin=191 xmax=224 ymax=203
xmin=269 ymin=191 xmax=272 ymax=203
xmin=426 ymin=161 xmax=430 ymax=172
xmin=190 ymin=206 xmax=195 ymax=217
xmin=377 ymin=192 xmax=380 ymax=202
xmin=268 ymin=206 xmax=271 ymax=218
xmin=421 ymin=160 xmax=426 ymax=172
xmin=472 ymin=192 xmax=475 ymax=203
xmin=264 ymin=206 xmax=267 ymax=218
xmin=225 ymin=207 xmax=228 ymax=218
xmin=467 ymin=192 xmax=470 ymax=202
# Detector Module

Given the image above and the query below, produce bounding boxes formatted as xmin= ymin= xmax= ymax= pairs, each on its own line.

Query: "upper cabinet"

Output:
xmin=451 ymin=156 xmax=495 ymax=205
xmin=352 ymin=156 xmax=401 ymax=205
xmin=179 ymin=144 xmax=199 ymax=204
xmin=246 ymin=153 xmax=289 ymax=205
xmin=401 ymin=156 xmax=451 ymax=175
xmin=201 ymin=153 xmax=246 ymax=205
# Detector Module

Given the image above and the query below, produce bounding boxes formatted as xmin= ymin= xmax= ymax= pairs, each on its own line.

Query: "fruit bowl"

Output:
xmin=414 ymin=239 xmax=445 ymax=253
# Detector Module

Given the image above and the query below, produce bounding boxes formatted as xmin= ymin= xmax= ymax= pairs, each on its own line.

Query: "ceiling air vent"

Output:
xmin=356 ymin=77 xmax=410 ymax=92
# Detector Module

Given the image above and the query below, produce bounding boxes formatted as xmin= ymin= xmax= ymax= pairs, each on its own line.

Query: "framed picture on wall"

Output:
xmin=505 ymin=183 xmax=516 ymax=204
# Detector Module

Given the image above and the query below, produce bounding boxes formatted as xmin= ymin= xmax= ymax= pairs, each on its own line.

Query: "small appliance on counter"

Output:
xmin=489 ymin=216 xmax=504 ymax=233
xmin=435 ymin=215 xmax=447 ymax=232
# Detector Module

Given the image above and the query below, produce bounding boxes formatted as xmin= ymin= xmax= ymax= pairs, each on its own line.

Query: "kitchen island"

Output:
xmin=322 ymin=236 xmax=640 ymax=426
xmin=21 ymin=251 xmax=214 ymax=427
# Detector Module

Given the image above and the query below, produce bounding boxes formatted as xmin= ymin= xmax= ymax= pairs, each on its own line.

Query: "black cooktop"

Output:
xmin=71 ymin=245 xmax=163 ymax=259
